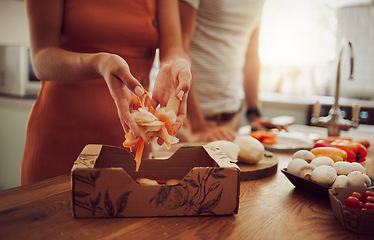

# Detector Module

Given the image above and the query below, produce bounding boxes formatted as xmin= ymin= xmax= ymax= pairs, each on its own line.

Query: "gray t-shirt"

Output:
xmin=182 ymin=0 xmax=264 ymax=116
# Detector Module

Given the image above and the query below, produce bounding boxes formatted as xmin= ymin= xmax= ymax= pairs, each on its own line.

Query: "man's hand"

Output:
xmin=191 ymin=125 xmax=237 ymax=142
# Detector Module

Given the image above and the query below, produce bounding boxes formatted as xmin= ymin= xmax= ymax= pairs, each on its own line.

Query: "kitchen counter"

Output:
xmin=260 ymin=92 xmax=374 ymax=125
xmin=260 ymin=92 xmax=374 ymax=108
xmin=1 ymin=128 xmax=373 ymax=239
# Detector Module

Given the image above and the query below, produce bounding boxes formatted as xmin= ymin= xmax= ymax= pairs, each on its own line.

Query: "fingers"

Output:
xmin=112 ymin=64 xmax=145 ymax=98
xmin=171 ymin=59 xmax=191 ymax=100
xmin=173 ymin=88 xmax=188 ymax=134
xmin=113 ymin=94 xmax=140 ymax=138
xmin=170 ymin=59 xmax=191 ymax=132
xmin=100 ymin=54 xmax=147 ymax=136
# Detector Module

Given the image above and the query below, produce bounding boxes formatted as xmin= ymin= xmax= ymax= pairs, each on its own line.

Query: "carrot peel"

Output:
xmin=135 ymin=138 xmax=144 ymax=172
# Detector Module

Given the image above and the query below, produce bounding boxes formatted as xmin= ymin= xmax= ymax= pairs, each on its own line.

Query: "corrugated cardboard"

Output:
xmin=328 ymin=188 xmax=374 ymax=233
xmin=71 ymin=144 xmax=239 ymax=218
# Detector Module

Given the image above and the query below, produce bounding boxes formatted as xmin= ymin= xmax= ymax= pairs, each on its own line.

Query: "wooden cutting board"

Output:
xmin=149 ymin=143 xmax=278 ymax=181
xmin=237 ymin=154 xmax=278 ymax=181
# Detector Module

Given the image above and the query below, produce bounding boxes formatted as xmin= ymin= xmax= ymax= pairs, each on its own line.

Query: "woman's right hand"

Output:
xmin=94 ymin=52 xmax=146 ymax=138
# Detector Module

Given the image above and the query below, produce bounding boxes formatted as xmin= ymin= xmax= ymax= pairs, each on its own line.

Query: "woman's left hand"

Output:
xmin=151 ymin=58 xmax=191 ymax=134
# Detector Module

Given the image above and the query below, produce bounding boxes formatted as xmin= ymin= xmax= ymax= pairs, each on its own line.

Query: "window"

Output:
xmin=259 ymin=0 xmax=337 ymax=96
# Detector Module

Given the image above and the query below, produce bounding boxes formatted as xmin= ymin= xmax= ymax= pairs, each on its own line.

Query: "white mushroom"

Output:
xmin=166 ymin=179 xmax=182 ymax=185
xmin=310 ymin=156 xmax=334 ymax=167
xmin=136 ymin=178 xmax=159 ymax=186
xmin=287 ymin=158 xmax=316 ymax=180
xmin=333 ymin=161 xmax=355 ymax=175
xmin=351 ymin=162 xmax=366 ymax=174
xmin=347 ymin=171 xmax=372 ymax=188
xmin=234 ymin=136 xmax=265 ymax=164
xmin=206 ymin=140 xmax=240 ymax=160
xmin=331 ymin=175 xmax=349 ymax=189
xmin=311 ymin=165 xmax=337 ymax=186
xmin=292 ymin=150 xmax=315 ymax=163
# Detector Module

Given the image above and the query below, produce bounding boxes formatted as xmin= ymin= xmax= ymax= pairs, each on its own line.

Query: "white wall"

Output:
xmin=336 ymin=4 xmax=374 ymax=99
xmin=0 ymin=0 xmax=30 ymax=190
xmin=0 ymin=102 xmax=31 ymax=190
xmin=0 ymin=0 xmax=29 ymax=45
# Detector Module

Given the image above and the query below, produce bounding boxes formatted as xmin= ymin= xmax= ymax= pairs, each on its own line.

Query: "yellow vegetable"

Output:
xmin=310 ymin=147 xmax=347 ymax=162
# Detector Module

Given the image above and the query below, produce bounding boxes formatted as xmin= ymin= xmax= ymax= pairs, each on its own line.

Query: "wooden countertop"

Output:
xmin=1 ymin=151 xmax=373 ymax=240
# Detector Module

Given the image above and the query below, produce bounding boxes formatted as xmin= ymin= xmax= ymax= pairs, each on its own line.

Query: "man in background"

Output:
xmin=178 ymin=0 xmax=285 ymax=142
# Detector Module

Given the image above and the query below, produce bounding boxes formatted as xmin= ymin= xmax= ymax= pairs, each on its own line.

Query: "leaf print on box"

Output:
xmin=74 ymin=192 xmax=103 ymax=217
xmin=150 ymin=168 xmax=227 ymax=215
xmin=73 ymin=170 xmax=100 ymax=187
xmin=73 ymin=189 xmax=132 ymax=217
xmin=73 ymin=170 xmax=133 ymax=217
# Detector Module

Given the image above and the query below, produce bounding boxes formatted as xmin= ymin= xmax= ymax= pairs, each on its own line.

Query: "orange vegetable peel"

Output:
xmin=122 ymin=91 xmax=180 ymax=172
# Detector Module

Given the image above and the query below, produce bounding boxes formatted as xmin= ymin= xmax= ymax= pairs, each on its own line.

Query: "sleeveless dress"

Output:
xmin=21 ymin=0 xmax=159 ymax=185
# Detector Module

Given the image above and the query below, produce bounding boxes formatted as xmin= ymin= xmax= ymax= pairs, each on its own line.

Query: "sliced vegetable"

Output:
xmin=123 ymin=92 xmax=180 ymax=171
xmin=134 ymin=138 xmax=144 ymax=172
xmin=250 ymin=130 xmax=276 ymax=145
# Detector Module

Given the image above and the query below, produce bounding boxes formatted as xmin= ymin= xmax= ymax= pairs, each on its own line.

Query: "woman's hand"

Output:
xmin=94 ymin=53 xmax=146 ymax=138
xmin=151 ymin=58 xmax=191 ymax=133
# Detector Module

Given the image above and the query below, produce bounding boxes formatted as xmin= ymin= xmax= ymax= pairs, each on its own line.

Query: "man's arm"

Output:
xmin=179 ymin=2 xmax=237 ymax=141
xmin=179 ymin=2 xmax=206 ymax=133
xmin=243 ymin=28 xmax=286 ymax=131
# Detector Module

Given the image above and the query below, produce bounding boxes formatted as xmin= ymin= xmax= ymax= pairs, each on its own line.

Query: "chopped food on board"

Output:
xmin=250 ymin=129 xmax=277 ymax=145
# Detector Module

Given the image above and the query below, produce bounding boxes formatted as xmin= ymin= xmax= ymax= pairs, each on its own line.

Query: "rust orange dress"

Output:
xmin=21 ymin=0 xmax=159 ymax=185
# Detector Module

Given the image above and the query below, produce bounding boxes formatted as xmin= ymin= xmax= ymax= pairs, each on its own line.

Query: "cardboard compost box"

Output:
xmin=71 ymin=144 xmax=240 ymax=218
xmin=328 ymin=188 xmax=374 ymax=234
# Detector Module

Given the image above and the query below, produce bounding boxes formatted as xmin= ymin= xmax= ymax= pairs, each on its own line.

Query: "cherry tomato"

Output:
xmin=363 ymin=191 xmax=374 ymax=202
xmin=350 ymin=192 xmax=363 ymax=202
xmin=344 ymin=196 xmax=362 ymax=209
xmin=364 ymin=196 xmax=374 ymax=204
xmin=362 ymin=202 xmax=374 ymax=210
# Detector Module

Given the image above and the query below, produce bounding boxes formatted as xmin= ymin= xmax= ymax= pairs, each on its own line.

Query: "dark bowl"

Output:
xmin=281 ymin=168 xmax=374 ymax=199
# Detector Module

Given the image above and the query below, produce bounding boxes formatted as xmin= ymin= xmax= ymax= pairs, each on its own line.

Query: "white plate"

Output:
xmin=263 ymin=131 xmax=314 ymax=152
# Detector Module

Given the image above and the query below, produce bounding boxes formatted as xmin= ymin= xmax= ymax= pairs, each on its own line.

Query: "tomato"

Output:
xmin=350 ymin=192 xmax=363 ymax=202
xmin=363 ymin=191 xmax=374 ymax=202
xmin=364 ymin=196 xmax=374 ymax=204
xmin=362 ymin=202 xmax=374 ymax=210
xmin=344 ymin=196 xmax=362 ymax=209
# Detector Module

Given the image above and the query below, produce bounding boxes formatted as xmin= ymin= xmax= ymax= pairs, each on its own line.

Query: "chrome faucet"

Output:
xmin=311 ymin=39 xmax=360 ymax=136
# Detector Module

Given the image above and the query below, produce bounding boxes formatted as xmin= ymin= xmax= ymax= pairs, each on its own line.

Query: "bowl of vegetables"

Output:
xmin=328 ymin=188 xmax=374 ymax=233
xmin=282 ymin=144 xmax=374 ymax=199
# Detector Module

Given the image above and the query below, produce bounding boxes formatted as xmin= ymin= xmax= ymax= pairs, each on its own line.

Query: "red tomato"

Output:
xmin=344 ymin=196 xmax=362 ymax=209
xmin=350 ymin=192 xmax=363 ymax=202
xmin=364 ymin=196 xmax=374 ymax=204
xmin=363 ymin=191 xmax=374 ymax=202
xmin=362 ymin=202 xmax=374 ymax=210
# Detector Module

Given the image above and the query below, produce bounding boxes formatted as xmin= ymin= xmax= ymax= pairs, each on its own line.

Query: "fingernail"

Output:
xmin=135 ymin=86 xmax=145 ymax=97
xmin=173 ymin=121 xmax=181 ymax=133
xmin=177 ymin=90 xmax=184 ymax=100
